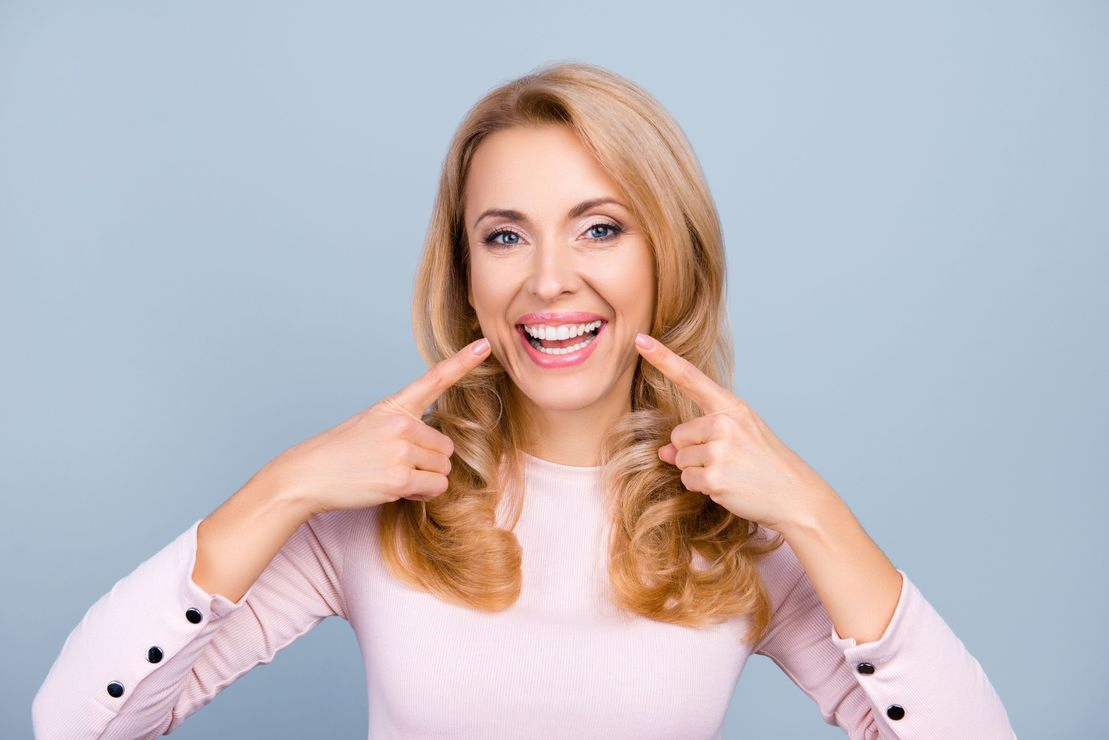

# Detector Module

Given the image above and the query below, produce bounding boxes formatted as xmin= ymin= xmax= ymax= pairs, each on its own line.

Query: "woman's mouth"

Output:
xmin=515 ymin=320 xmax=606 ymax=368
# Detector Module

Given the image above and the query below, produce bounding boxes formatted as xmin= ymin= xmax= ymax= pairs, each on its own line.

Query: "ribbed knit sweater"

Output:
xmin=33 ymin=451 xmax=1015 ymax=739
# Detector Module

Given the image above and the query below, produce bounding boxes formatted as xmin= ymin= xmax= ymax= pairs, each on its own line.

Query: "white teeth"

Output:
xmin=531 ymin=333 xmax=597 ymax=355
xmin=522 ymin=320 xmax=602 ymax=340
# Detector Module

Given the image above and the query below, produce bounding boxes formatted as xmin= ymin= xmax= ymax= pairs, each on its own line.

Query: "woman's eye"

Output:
xmin=587 ymin=223 xmax=622 ymax=241
xmin=480 ymin=221 xmax=623 ymax=249
xmin=482 ymin=228 xmax=523 ymax=247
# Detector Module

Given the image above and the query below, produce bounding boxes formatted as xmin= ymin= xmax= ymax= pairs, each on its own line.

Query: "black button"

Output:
xmin=106 ymin=681 xmax=125 ymax=698
xmin=147 ymin=646 xmax=164 ymax=663
xmin=856 ymin=662 xmax=875 ymax=674
xmin=185 ymin=607 xmax=203 ymax=624
xmin=886 ymin=704 xmax=905 ymax=720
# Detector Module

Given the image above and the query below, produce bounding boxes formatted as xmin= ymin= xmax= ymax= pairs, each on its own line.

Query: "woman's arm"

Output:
xmin=31 ymin=477 xmax=357 ymax=740
xmin=633 ymin=335 xmax=1016 ymax=735
xmin=752 ymin=524 xmax=1016 ymax=738
xmin=191 ymin=468 xmax=316 ymax=603
xmin=776 ymin=489 xmax=904 ymax=645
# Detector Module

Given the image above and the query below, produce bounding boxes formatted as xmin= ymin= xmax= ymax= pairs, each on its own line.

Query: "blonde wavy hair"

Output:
xmin=378 ymin=60 xmax=785 ymax=645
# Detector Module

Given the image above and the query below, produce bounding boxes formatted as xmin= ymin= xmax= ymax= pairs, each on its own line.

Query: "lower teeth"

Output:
xmin=529 ymin=332 xmax=597 ymax=355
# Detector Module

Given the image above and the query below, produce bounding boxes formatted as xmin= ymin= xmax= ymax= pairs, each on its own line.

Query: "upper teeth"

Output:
xmin=523 ymin=320 xmax=603 ymax=340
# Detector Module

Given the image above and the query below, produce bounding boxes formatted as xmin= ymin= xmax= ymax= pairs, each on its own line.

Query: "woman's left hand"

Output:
xmin=634 ymin=333 xmax=840 ymax=534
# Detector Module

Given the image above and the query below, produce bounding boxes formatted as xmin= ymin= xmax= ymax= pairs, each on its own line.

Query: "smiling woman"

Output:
xmin=466 ymin=124 xmax=655 ymax=427
xmin=393 ymin=66 xmax=757 ymax=636
xmin=33 ymin=61 xmax=1016 ymax=740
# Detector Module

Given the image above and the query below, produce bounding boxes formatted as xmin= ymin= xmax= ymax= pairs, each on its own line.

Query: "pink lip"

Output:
xmin=516 ymin=321 xmax=607 ymax=369
xmin=514 ymin=311 xmax=606 ymax=326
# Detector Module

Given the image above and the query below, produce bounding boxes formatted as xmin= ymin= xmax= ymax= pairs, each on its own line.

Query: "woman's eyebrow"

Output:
xmin=472 ymin=197 xmax=629 ymax=229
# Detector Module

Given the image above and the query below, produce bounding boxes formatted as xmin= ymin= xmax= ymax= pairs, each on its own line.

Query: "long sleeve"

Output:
xmin=752 ymin=533 xmax=1016 ymax=739
xmin=32 ymin=508 xmax=357 ymax=740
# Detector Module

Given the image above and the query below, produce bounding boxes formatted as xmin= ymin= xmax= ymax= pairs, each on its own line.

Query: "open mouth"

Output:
xmin=510 ymin=319 xmax=607 ymax=368
xmin=516 ymin=320 xmax=605 ymax=356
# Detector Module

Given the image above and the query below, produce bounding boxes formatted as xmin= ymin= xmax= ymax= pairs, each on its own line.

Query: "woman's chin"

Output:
xmin=513 ymin=384 xmax=607 ymax=413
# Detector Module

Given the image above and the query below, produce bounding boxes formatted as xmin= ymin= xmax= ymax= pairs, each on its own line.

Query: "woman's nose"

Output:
xmin=527 ymin=243 xmax=579 ymax=301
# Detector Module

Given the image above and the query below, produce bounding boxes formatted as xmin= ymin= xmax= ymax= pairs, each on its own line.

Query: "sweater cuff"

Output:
xmin=34 ymin=518 xmax=260 ymax=738
xmin=828 ymin=568 xmax=914 ymax=734
xmin=182 ymin=518 xmax=257 ymax=618
xmin=829 ymin=567 xmax=911 ymax=653
xmin=87 ymin=518 xmax=254 ymax=715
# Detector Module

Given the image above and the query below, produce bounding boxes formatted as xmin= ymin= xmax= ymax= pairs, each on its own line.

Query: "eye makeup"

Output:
xmin=480 ymin=221 xmax=624 ymax=249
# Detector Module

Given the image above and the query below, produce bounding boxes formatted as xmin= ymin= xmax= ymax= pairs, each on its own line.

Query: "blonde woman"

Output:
xmin=34 ymin=62 xmax=1015 ymax=739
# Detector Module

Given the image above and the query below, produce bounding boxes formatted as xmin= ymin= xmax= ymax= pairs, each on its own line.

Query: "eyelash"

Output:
xmin=480 ymin=221 xmax=624 ymax=248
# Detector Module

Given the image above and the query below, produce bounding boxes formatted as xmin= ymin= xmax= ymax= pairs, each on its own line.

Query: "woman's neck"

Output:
xmin=516 ymin=393 xmax=631 ymax=468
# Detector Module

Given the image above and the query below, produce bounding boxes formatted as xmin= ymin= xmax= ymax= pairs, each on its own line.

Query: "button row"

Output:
xmin=105 ymin=607 xmax=204 ymax=699
xmin=854 ymin=661 xmax=906 ymax=722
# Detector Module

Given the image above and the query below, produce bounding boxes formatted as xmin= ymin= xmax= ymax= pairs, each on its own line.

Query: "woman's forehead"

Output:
xmin=463 ymin=126 xmax=626 ymax=220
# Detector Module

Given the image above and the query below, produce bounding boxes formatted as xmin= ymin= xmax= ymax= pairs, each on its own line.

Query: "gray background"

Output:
xmin=2 ymin=1 xmax=1105 ymax=738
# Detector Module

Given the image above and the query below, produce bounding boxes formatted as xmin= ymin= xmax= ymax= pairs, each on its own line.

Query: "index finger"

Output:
xmin=386 ymin=337 xmax=491 ymax=419
xmin=634 ymin=333 xmax=735 ymax=415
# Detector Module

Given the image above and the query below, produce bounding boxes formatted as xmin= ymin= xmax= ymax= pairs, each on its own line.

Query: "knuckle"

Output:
xmin=678 ymin=359 xmax=699 ymax=385
xmin=703 ymin=467 xmax=722 ymax=493
xmin=452 ymin=354 xmax=470 ymax=376
xmin=382 ymin=411 xmax=409 ymax=435
xmin=389 ymin=465 xmax=413 ymax=491
xmin=397 ymin=439 xmax=417 ymax=462
xmin=375 ymin=394 xmax=401 ymax=414
xmin=423 ymin=364 xmax=447 ymax=390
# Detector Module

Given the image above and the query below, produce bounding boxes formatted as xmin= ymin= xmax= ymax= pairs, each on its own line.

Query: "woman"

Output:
xmin=33 ymin=62 xmax=1016 ymax=739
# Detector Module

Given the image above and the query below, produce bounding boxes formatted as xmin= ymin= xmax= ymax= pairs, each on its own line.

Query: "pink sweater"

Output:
xmin=33 ymin=452 xmax=1016 ymax=739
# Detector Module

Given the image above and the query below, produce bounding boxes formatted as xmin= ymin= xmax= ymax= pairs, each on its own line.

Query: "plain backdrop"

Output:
xmin=2 ymin=1 xmax=1106 ymax=738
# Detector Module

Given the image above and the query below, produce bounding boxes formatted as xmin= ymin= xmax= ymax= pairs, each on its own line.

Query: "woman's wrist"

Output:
xmin=248 ymin=456 xmax=322 ymax=519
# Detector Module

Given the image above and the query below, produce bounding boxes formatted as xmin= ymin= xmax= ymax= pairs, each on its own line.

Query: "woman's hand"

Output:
xmin=634 ymin=333 xmax=838 ymax=534
xmin=262 ymin=338 xmax=492 ymax=515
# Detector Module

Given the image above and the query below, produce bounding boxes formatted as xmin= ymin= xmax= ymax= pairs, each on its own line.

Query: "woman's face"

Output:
xmin=464 ymin=123 xmax=655 ymax=416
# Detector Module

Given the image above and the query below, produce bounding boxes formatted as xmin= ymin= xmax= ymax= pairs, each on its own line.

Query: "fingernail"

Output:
xmin=635 ymin=333 xmax=654 ymax=350
xmin=472 ymin=338 xmax=490 ymax=355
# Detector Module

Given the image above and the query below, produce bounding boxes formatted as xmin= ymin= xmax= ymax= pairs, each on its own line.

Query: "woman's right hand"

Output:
xmin=260 ymin=337 xmax=492 ymax=515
